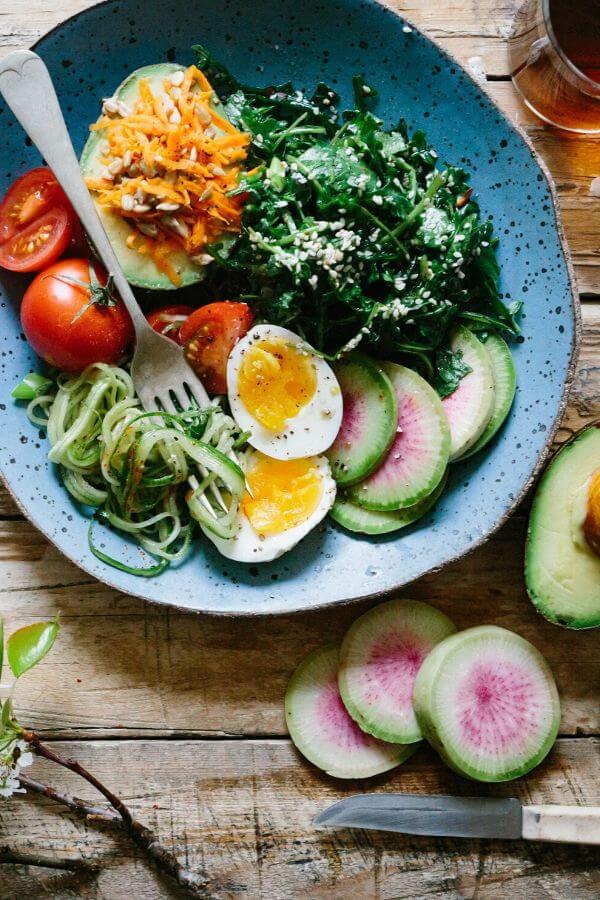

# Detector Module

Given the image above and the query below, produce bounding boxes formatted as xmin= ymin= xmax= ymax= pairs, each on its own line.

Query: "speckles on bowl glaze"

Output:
xmin=0 ymin=0 xmax=577 ymax=614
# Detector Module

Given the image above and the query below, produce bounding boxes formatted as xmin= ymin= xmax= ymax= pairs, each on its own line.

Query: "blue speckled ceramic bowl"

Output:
xmin=0 ymin=0 xmax=578 ymax=615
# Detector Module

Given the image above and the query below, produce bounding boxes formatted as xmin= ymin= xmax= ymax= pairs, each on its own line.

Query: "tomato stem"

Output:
xmin=44 ymin=262 xmax=118 ymax=324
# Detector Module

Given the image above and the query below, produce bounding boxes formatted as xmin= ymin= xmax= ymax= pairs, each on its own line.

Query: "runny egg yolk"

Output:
xmin=242 ymin=454 xmax=323 ymax=535
xmin=237 ymin=338 xmax=317 ymax=431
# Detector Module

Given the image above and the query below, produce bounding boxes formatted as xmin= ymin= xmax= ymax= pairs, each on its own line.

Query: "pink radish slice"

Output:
xmin=285 ymin=644 xmax=417 ymax=778
xmin=413 ymin=626 xmax=561 ymax=782
xmin=441 ymin=326 xmax=495 ymax=460
xmin=338 ymin=599 xmax=457 ymax=743
xmin=347 ymin=362 xmax=450 ymax=511
xmin=328 ymin=354 xmax=398 ymax=486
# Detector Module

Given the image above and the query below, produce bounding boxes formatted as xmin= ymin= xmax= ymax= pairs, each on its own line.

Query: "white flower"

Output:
xmin=0 ymin=737 xmax=33 ymax=799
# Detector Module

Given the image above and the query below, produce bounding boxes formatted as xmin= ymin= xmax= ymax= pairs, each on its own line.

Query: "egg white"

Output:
xmin=227 ymin=324 xmax=343 ymax=460
xmin=201 ymin=453 xmax=336 ymax=563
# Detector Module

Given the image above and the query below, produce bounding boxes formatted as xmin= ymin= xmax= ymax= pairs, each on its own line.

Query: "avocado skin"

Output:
xmin=525 ymin=422 xmax=600 ymax=630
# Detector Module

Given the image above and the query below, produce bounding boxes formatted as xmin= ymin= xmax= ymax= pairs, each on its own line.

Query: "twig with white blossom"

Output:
xmin=0 ymin=617 xmax=212 ymax=897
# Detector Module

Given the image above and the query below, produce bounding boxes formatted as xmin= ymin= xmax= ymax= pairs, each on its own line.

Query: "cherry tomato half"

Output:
xmin=147 ymin=305 xmax=194 ymax=344
xmin=180 ymin=301 xmax=253 ymax=394
xmin=0 ymin=168 xmax=78 ymax=272
xmin=21 ymin=258 xmax=134 ymax=373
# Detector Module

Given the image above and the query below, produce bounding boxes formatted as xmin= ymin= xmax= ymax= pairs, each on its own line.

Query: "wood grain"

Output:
xmin=0 ymin=511 xmax=597 ymax=739
xmin=0 ymin=737 xmax=598 ymax=899
xmin=0 ymin=3 xmax=598 ymax=896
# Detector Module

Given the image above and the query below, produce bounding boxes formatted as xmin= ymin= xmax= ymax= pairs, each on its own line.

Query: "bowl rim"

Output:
xmin=0 ymin=0 xmax=581 ymax=618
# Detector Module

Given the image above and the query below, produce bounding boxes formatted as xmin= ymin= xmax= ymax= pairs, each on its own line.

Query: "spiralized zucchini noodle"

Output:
xmin=28 ymin=364 xmax=246 ymax=575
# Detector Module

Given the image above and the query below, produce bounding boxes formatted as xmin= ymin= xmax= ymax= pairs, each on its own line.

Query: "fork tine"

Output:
xmin=159 ymin=393 xmax=178 ymax=416
xmin=183 ymin=373 xmax=210 ymax=409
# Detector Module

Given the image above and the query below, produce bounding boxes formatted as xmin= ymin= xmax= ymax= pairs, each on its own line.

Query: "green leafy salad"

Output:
xmin=196 ymin=46 xmax=520 ymax=388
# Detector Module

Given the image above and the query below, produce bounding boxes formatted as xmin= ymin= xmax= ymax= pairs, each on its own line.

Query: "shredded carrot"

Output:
xmin=85 ymin=65 xmax=250 ymax=284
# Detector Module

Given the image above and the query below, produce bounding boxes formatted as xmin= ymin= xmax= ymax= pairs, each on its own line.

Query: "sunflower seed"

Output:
xmin=122 ymin=150 xmax=133 ymax=169
xmin=140 ymin=161 xmax=156 ymax=178
xmin=162 ymin=216 xmax=189 ymax=238
xmin=211 ymin=165 xmax=225 ymax=177
xmin=121 ymin=194 xmax=135 ymax=212
xmin=171 ymin=70 xmax=185 ymax=87
xmin=137 ymin=222 xmax=158 ymax=237
xmin=169 ymin=108 xmax=182 ymax=125
xmin=108 ymin=157 xmax=124 ymax=176
xmin=199 ymin=186 xmax=213 ymax=201
xmin=134 ymin=188 xmax=145 ymax=203
xmin=128 ymin=163 xmax=140 ymax=177
xmin=100 ymin=167 xmax=114 ymax=181
xmin=134 ymin=203 xmax=152 ymax=214
xmin=156 ymin=201 xmax=181 ymax=212
xmin=189 ymin=145 xmax=198 ymax=163
xmin=170 ymin=87 xmax=182 ymax=101
xmin=196 ymin=105 xmax=212 ymax=124
xmin=204 ymin=125 xmax=217 ymax=139
xmin=117 ymin=101 xmax=131 ymax=118
xmin=102 ymin=97 xmax=119 ymax=115
xmin=190 ymin=253 xmax=214 ymax=266
xmin=101 ymin=140 xmax=111 ymax=154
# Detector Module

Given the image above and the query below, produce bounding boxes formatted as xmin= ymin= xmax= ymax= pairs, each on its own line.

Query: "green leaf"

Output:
xmin=11 ymin=373 xmax=54 ymax=401
xmin=267 ymin=157 xmax=287 ymax=192
xmin=434 ymin=348 xmax=473 ymax=399
xmin=0 ymin=618 xmax=3 ymax=683
xmin=7 ymin=618 xmax=59 ymax=679
xmin=1 ymin=696 xmax=13 ymax=728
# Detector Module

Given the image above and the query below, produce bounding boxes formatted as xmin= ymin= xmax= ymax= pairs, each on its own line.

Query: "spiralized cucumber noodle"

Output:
xmin=28 ymin=363 xmax=246 ymax=576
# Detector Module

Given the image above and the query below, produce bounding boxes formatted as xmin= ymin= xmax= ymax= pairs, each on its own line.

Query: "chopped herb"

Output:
xmin=434 ymin=348 xmax=473 ymax=399
xmin=11 ymin=373 xmax=54 ymax=401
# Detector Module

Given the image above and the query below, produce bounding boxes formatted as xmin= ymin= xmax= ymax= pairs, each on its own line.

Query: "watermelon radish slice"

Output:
xmin=285 ymin=643 xmax=417 ymax=778
xmin=442 ymin=327 xmax=495 ymax=461
xmin=339 ymin=599 xmax=457 ymax=743
xmin=457 ymin=335 xmax=517 ymax=460
xmin=327 ymin=354 xmax=397 ymax=486
xmin=331 ymin=471 xmax=447 ymax=536
xmin=413 ymin=626 xmax=561 ymax=782
xmin=347 ymin=363 xmax=450 ymax=511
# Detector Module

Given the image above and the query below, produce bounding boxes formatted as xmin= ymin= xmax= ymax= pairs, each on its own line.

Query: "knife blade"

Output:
xmin=314 ymin=794 xmax=600 ymax=844
xmin=314 ymin=794 xmax=523 ymax=840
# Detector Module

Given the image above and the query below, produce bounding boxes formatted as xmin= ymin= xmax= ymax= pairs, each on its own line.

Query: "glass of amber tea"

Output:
xmin=509 ymin=0 xmax=600 ymax=133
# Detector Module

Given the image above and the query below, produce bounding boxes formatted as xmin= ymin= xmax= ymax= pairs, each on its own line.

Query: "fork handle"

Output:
xmin=0 ymin=50 xmax=149 ymax=334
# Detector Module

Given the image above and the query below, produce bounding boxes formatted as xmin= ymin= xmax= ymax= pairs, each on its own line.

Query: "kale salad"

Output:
xmin=195 ymin=46 xmax=520 ymax=394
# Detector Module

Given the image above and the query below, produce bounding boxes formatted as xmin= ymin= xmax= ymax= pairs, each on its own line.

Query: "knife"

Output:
xmin=314 ymin=794 xmax=600 ymax=844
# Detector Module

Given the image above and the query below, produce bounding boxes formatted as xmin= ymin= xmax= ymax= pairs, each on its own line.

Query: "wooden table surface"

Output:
xmin=0 ymin=2 xmax=598 ymax=898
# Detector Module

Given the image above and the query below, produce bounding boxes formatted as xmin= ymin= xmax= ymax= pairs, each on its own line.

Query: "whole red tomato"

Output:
xmin=21 ymin=258 xmax=134 ymax=373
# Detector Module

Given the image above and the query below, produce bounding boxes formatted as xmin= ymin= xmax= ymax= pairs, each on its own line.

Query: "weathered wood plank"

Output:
xmin=1 ymin=511 xmax=597 ymax=738
xmin=0 ymin=737 xmax=598 ymax=899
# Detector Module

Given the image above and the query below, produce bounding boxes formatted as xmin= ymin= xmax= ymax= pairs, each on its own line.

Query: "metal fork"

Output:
xmin=0 ymin=51 xmax=230 ymax=516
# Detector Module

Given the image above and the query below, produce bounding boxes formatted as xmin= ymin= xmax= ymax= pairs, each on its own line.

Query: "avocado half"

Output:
xmin=525 ymin=422 xmax=600 ymax=629
xmin=80 ymin=63 xmax=234 ymax=291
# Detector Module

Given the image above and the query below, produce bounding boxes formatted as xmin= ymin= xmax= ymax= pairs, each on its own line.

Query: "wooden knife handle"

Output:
xmin=522 ymin=805 xmax=600 ymax=844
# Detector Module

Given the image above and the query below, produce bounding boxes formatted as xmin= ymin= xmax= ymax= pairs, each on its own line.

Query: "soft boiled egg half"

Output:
xmin=201 ymin=450 xmax=336 ymax=562
xmin=227 ymin=324 xmax=343 ymax=460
